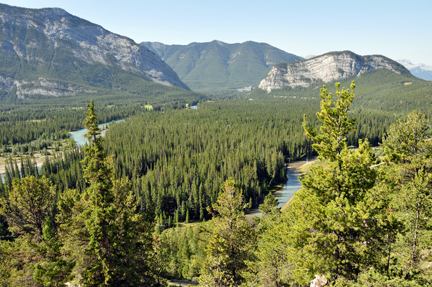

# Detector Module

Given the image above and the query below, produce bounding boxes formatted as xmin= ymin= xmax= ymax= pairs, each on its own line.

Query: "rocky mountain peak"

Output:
xmin=0 ymin=3 xmax=189 ymax=98
xmin=258 ymin=51 xmax=410 ymax=92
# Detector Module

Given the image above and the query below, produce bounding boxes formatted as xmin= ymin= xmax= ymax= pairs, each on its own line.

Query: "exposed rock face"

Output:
xmin=0 ymin=3 xmax=189 ymax=98
xmin=14 ymin=78 xmax=98 ymax=98
xmin=258 ymin=51 xmax=410 ymax=92
xmin=310 ymin=275 xmax=328 ymax=287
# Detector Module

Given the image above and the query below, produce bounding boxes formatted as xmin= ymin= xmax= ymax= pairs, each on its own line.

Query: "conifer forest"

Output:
xmin=1 ymin=78 xmax=432 ymax=287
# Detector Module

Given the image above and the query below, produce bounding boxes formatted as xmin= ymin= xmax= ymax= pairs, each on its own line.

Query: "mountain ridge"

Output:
xmin=141 ymin=40 xmax=304 ymax=93
xmin=258 ymin=51 xmax=411 ymax=92
xmin=0 ymin=3 xmax=190 ymax=100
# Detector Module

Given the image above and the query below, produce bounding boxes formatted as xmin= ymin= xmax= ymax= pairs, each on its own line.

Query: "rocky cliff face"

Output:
xmin=0 ymin=4 xmax=189 ymax=98
xmin=258 ymin=51 xmax=410 ymax=92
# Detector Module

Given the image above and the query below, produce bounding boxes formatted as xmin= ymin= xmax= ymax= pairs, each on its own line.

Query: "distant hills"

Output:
xmin=0 ymin=3 xmax=195 ymax=103
xmin=141 ymin=40 xmax=303 ymax=93
xmin=397 ymin=59 xmax=432 ymax=81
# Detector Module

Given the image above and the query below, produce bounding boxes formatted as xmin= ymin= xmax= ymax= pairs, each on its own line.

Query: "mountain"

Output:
xmin=141 ymin=40 xmax=303 ymax=93
xmin=253 ymin=51 xmax=432 ymax=115
xmin=258 ymin=51 xmax=410 ymax=92
xmin=397 ymin=59 xmax=432 ymax=81
xmin=0 ymin=3 xmax=191 ymax=101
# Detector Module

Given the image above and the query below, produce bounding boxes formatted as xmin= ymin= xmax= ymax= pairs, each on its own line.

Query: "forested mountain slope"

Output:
xmin=0 ymin=3 xmax=191 ymax=102
xmin=141 ymin=40 xmax=303 ymax=93
xmin=253 ymin=59 xmax=432 ymax=116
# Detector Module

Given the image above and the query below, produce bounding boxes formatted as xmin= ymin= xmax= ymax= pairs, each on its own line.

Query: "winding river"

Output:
xmin=245 ymin=157 xmax=316 ymax=221
xmin=69 ymin=119 xmax=125 ymax=146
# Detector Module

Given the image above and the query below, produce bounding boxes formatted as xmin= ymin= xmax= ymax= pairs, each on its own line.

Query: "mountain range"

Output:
xmin=397 ymin=59 xmax=432 ymax=81
xmin=0 ymin=3 xmax=192 ymax=102
xmin=0 ymin=2 xmax=430 ymax=107
xmin=141 ymin=40 xmax=303 ymax=93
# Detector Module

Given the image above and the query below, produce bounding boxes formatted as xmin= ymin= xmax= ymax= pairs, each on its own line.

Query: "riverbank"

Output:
xmin=245 ymin=157 xmax=316 ymax=223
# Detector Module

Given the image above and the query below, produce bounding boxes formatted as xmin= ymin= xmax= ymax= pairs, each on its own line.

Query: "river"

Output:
xmin=69 ymin=119 xmax=125 ymax=146
xmin=245 ymin=158 xmax=314 ymax=222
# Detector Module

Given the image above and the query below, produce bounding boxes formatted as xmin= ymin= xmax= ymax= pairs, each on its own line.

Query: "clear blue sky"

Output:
xmin=2 ymin=0 xmax=431 ymax=66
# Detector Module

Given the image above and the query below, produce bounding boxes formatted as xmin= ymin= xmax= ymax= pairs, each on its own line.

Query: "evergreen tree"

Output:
xmin=33 ymin=217 xmax=75 ymax=287
xmin=244 ymin=194 xmax=294 ymax=287
xmin=287 ymin=82 xmax=401 ymax=284
xmin=0 ymin=175 xmax=56 ymax=286
xmin=380 ymin=110 xmax=432 ymax=280
xmin=0 ymin=176 xmax=55 ymax=240
xmin=58 ymin=101 xmax=158 ymax=286
xmin=199 ymin=178 xmax=256 ymax=286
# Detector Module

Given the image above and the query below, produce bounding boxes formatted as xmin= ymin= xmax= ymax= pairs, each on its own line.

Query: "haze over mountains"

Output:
xmin=141 ymin=40 xmax=303 ymax=93
xmin=0 ymin=3 xmax=191 ymax=101
xmin=397 ymin=59 xmax=432 ymax=81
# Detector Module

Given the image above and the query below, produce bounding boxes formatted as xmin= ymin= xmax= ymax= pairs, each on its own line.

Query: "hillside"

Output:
xmin=253 ymin=67 xmax=432 ymax=116
xmin=0 ymin=3 xmax=193 ymax=102
xmin=141 ymin=40 xmax=303 ymax=93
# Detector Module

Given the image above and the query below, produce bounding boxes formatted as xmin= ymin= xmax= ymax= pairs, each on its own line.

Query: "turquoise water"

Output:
xmin=1 ymin=120 xmax=125 ymax=182
xmin=70 ymin=119 xmax=125 ymax=146
xmin=274 ymin=168 xmax=302 ymax=208
xmin=246 ymin=167 xmax=302 ymax=218
xmin=190 ymin=105 xmax=197 ymax=109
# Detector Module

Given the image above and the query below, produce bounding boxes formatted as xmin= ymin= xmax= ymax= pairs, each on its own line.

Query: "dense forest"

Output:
xmin=1 ymin=97 xmax=396 ymax=225
xmin=1 ymin=81 xmax=432 ymax=286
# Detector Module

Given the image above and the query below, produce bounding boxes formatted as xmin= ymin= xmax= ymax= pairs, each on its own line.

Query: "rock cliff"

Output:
xmin=258 ymin=51 xmax=410 ymax=92
xmin=0 ymin=4 xmax=189 ymax=98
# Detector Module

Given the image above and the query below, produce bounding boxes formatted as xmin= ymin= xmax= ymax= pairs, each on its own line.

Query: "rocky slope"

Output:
xmin=258 ymin=51 xmax=411 ymax=92
xmin=142 ymin=40 xmax=303 ymax=93
xmin=0 ymin=4 xmax=189 ymax=99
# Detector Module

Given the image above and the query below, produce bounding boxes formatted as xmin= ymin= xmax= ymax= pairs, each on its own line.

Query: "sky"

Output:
xmin=2 ymin=0 xmax=431 ymax=66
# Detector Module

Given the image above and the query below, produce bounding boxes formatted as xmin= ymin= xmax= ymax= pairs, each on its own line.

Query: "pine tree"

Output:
xmin=199 ymin=178 xmax=256 ymax=286
xmin=59 ymin=101 xmax=158 ymax=286
xmin=381 ymin=110 xmax=432 ymax=279
xmin=244 ymin=194 xmax=295 ymax=287
xmin=287 ymin=82 xmax=401 ymax=284
xmin=33 ymin=217 xmax=74 ymax=286
xmin=0 ymin=176 xmax=55 ymax=240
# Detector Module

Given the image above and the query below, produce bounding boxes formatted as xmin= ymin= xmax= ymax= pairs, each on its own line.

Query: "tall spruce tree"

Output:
xmin=244 ymin=194 xmax=295 ymax=287
xmin=380 ymin=111 xmax=432 ymax=280
xmin=287 ymin=82 xmax=401 ymax=284
xmin=199 ymin=178 xmax=256 ymax=287
xmin=59 ymin=101 xmax=158 ymax=286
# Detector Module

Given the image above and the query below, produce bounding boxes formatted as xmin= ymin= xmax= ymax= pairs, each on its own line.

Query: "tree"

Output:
xmin=58 ymin=101 xmax=158 ymax=286
xmin=0 ymin=176 xmax=57 ymax=286
xmin=380 ymin=111 xmax=432 ymax=279
xmin=0 ymin=176 xmax=55 ymax=241
xmin=199 ymin=178 xmax=256 ymax=286
xmin=287 ymin=82 xmax=401 ymax=284
xmin=33 ymin=217 xmax=75 ymax=287
xmin=244 ymin=194 xmax=295 ymax=287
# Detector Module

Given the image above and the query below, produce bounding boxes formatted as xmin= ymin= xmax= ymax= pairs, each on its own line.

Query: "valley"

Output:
xmin=0 ymin=2 xmax=431 ymax=286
